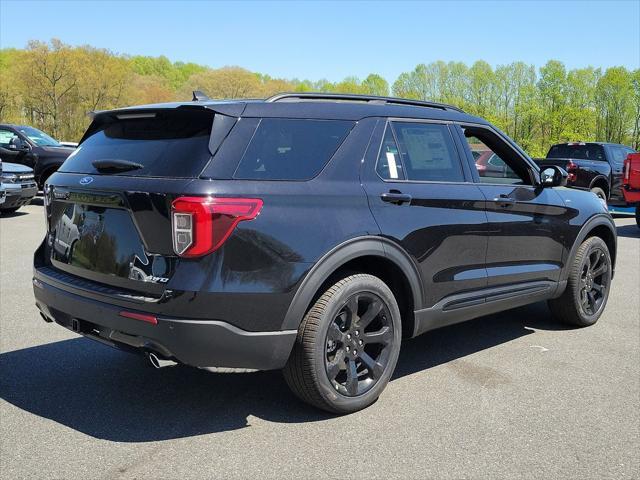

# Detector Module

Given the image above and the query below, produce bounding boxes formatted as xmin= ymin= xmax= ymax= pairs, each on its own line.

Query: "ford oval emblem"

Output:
xmin=79 ymin=176 xmax=94 ymax=185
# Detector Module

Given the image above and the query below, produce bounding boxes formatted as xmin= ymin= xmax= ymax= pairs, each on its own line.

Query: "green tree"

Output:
xmin=362 ymin=74 xmax=389 ymax=96
xmin=595 ymin=67 xmax=633 ymax=143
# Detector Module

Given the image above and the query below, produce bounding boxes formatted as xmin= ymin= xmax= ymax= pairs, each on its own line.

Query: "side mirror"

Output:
xmin=540 ymin=166 xmax=568 ymax=187
xmin=9 ymin=137 xmax=29 ymax=151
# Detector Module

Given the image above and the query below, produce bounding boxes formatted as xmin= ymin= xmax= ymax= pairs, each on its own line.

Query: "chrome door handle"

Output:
xmin=381 ymin=192 xmax=412 ymax=205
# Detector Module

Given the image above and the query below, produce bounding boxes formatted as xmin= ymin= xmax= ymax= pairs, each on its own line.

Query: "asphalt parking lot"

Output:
xmin=1 ymin=202 xmax=638 ymax=480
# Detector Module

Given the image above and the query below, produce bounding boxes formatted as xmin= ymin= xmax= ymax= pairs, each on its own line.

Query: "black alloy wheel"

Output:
xmin=578 ymin=246 xmax=610 ymax=316
xmin=548 ymin=236 xmax=612 ymax=327
xmin=325 ymin=292 xmax=394 ymax=397
xmin=284 ymin=274 xmax=402 ymax=413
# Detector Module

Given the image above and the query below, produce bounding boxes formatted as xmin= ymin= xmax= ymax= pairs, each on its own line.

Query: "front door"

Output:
xmin=457 ymin=124 xmax=568 ymax=287
xmin=0 ymin=128 xmax=33 ymax=168
xmin=361 ymin=119 xmax=488 ymax=309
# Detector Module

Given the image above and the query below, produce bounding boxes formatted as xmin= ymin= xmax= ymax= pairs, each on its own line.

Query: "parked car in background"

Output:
xmin=535 ymin=142 xmax=637 ymax=204
xmin=34 ymin=92 xmax=617 ymax=413
xmin=0 ymin=168 xmax=5 ymax=206
xmin=0 ymin=124 xmax=75 ymax=189
xmin=474 ymin=150 xmax=521 ymax=180
xmin=622 ymin=152 xmax=640 ymax=228
xmin=59 ymin=141 xmax=79 ymax=148
xmin=0 ymin=160 xmax=37 ymax=214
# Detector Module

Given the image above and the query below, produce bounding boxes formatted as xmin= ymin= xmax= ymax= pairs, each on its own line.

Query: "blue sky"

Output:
xmin=1 ymin=0 xmax=638 ymax=82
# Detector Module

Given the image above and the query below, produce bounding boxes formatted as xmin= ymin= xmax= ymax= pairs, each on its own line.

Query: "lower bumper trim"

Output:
xmin=34 ymin=274 xmax=297 ymax=371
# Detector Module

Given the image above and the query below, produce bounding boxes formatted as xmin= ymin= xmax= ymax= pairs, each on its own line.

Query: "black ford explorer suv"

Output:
xmin=34 ymin=93 xmax=617 ymax=413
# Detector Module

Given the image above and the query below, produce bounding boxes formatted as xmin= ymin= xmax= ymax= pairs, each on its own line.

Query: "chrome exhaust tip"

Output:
xmin=147 ymin=352 xmax=177 ymax=369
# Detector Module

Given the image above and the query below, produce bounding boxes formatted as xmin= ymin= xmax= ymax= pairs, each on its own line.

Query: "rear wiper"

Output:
xmin=92 ymin=159 xmax=143 ymax=172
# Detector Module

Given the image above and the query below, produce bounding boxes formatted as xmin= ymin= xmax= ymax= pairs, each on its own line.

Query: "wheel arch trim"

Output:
xmin=561 ymin=214 xmax=617 ymax=283
xmin=280 ymin=236 xmax=423 ymax=331
xmin=588 ymin=175 xmax=610 ymax=195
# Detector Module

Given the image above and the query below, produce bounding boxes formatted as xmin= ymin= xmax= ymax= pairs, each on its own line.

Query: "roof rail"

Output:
xmin=265 ymin=92 xmax=464 ymax=113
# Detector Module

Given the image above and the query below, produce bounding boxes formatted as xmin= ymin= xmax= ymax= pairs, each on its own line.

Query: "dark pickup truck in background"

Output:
xmin=0 ymin=124 xmax=75 ymax=189
xmin=535 ymin=142 xmax=636 ymax=205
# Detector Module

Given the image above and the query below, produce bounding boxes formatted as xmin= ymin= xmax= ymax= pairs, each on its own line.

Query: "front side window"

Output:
xmin=463 ymin=127 xmax=531 ymax=185
xmin=234 ymin=118 xmax=353 ymax=180
xmin=0 ymin=129 xmax=19 ymax=148
xmin=391 ymin=122 xmax=464 ymax=182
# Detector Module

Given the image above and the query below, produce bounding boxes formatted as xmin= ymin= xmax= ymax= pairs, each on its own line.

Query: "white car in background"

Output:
xmin=0 ymin=159 xmax=38 ymax=214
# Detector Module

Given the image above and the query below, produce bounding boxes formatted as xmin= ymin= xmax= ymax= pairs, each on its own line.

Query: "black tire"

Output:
xmin=548 ymin=236 xmax=612 ymax=327
xmin=283 ymin=274 xmax=402 ymax=414
xmin=0 ymin=207 xmax=20 ymax=214
xmin=590 ymin=186 xmax=607 ymax=202
xmin=635 ymin=204 xmax=639 ymax=229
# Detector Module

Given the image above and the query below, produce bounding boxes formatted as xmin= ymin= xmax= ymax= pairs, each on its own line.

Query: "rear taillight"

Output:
xmin=624 ymin=156 xmax=630 ymax=185
xmin=171 ymin=196 xmax=263 ymax=257
xmin=566 ymin=160 xmax=578 ymax=182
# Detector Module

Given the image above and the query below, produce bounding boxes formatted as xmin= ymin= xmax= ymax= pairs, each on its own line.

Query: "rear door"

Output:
xmin=361 ymin=119 xmax=488 ymax=309
xmin=457 ymin=124 xmax=568 ymax=287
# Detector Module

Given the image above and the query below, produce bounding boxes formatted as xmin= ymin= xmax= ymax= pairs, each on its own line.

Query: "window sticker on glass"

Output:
xmin=386 ymin=152 xmax=399 ymax=179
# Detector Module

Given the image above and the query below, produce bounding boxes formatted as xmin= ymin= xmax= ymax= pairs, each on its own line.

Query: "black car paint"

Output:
xmin=0 ymin=124 xmax=75 ymax=188
xmin=535 ymin=142 xmax=636 ymax=206
xmin=33 ymin=97 xmax=617 ymax=371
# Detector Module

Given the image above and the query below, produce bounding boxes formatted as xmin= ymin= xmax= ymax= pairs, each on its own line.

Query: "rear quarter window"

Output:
xmin=547 ymin=144 xmax=605 ymax=161
xmin=60 ymin=109 xmax=214 ymax=177
xmin=233 ymin=118 xmax=354 ymax=180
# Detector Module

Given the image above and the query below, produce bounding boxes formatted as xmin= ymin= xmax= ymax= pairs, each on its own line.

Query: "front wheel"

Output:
xmin=548 ymin=236 xmax=612 ymax=327
xmin=283 ymin=274 xmax=402 ymax=413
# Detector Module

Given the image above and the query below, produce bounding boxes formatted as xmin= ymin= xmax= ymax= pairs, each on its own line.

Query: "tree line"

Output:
xmin=1 ymin=39 xmax=638 ymax=156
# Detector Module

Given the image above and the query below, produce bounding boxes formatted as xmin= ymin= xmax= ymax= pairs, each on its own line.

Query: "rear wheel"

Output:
xmin=283 ymin=274 xmax=402 ymax=413
xmin=590 ymin=186 xmax=607 ymax=202
xmin=548 ymin=236 xmax=611 ymax=327
xmin=635 ymin=205 xmax=639 ymax=228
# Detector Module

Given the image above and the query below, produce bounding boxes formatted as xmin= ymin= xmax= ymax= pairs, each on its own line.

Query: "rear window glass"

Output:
xmin=547 ymin=144 xmax=605 ymax=161
xmin=233 ymin=118 xmax=353 ymax=180
xmin=59 ymin=109 xmax=214 ymax=177
xmin=392 ymin=122 xmax=464 ymax=182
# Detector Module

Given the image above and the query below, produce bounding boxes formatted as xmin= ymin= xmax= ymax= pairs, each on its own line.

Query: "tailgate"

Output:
xmin=46 ymin=182 xmax=188 ymax=296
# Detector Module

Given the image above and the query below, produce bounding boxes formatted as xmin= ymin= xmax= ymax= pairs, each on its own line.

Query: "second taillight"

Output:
xmin=566 ymin=160 xmax=578 ymax=182
xmin=171 ymin=197 xmax=263 ymax=257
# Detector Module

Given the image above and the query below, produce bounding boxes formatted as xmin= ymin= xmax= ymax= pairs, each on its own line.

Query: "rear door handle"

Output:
xmin=381 ymin=192 xmax=412 ymax=205
xmin=493 ymin=195 xmax=516 ymax=207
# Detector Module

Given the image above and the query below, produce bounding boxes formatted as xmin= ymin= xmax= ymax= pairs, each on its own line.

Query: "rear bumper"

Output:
xmin=33 ymin=269 xmax=297 ymax=371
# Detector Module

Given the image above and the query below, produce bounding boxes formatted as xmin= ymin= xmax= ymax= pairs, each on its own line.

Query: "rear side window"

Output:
xmin=392 ymin=122 xmax=464 ymax=182
xmin=60 ymin=109 xmax=214 ymax=177
xmin=233 ymin=118 xmax=353 ymax=180
xmin=547 ymin=144 xmax=605 ymax=161
xmin=376 ymin=125 xmax=405 ymax=180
